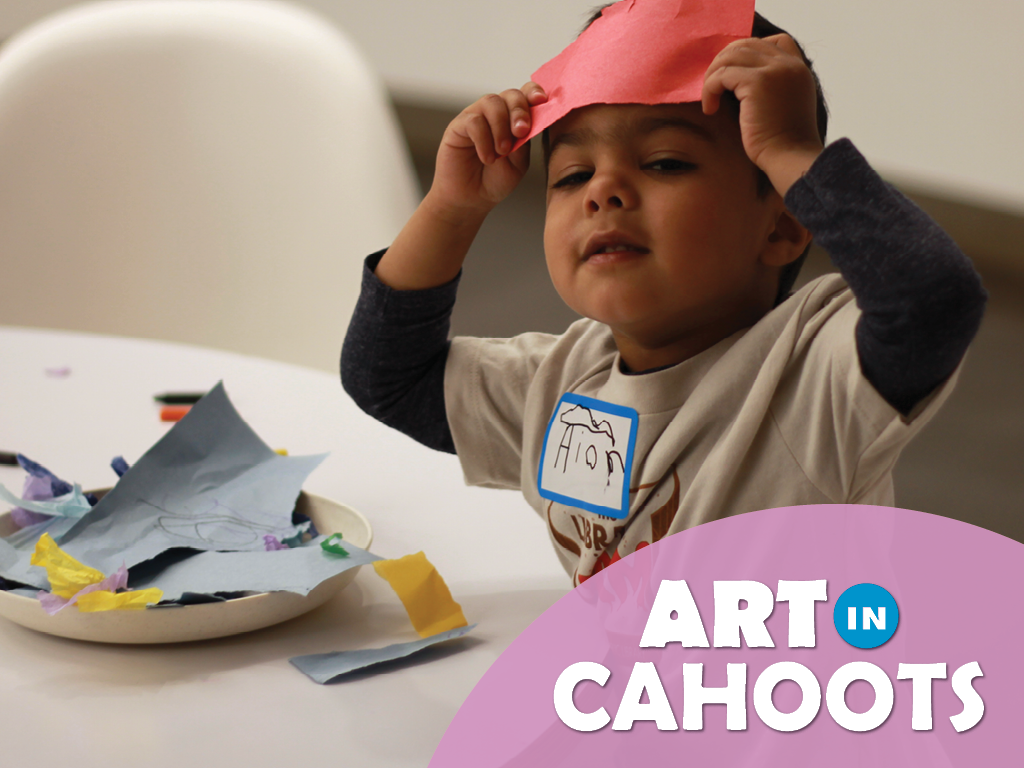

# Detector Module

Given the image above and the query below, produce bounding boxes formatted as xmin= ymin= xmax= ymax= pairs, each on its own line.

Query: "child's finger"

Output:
xmin=463 ymin=110 xmax=498 ymax=164
xmin=520 ymin=81 xmax=548 ymax=106
xmin=703 ymin=42 xmax=754 ymax=114
xmin=702 ymin=44 xmax=779 ymax=115
xmin=702 ymin=65 xmax=741 ymax=115
xmin=500 ymin=88 xmax=533 ymax=138
xmin=707 ymin=43 xmax=775 ymax=73
xmin=701 ymin=73 xmax=722 ymax=115
xmin=475 ymin=93 xmax=517 ymax=157
xmin=764 ymin=33 xmax=801 ymax=58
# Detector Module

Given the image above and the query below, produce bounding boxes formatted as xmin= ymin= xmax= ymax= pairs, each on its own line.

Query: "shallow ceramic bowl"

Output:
xmin=0 ymin=491 xmax=372 ymax=644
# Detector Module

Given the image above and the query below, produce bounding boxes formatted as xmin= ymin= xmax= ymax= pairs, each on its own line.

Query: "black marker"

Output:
xmin=0 ymin=451 xmax=19 ymax=466
xmin=153 ymin=392 xmax=207 ymax=405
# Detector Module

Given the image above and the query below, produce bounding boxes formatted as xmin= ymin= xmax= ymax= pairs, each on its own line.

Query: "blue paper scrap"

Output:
xmin=110 ymin=456 xmax=130 ymax=478
xmin=53 ymin=382 xmax=325 ymax=573
xmin=131 ymin=537 xmax=381 ymax=602
xmin=1 ymin=382 xmax=328 ymax=594
xmin=290 ymin=624 xmax=477 ymax=684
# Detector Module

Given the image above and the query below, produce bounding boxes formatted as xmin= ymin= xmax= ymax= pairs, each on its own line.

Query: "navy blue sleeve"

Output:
xmin=784 ymin=138 xmax=988 ymax=416
xmin=340 ymin=250 xmax=457 ymax=453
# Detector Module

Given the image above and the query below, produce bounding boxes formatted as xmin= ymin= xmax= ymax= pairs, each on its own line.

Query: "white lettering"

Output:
xmin=639 ymin=580 xmax=710 ymax=648
xmin=825 ymin=662 xmax=894 ymax=732
xmin=612 ymin=662 xmax=678 ymax=731
xmin=896 ymin=663 xmax=946 ymax=730
xmin=753 ymin=661 xmax=821 ymax=732
xmin=713 ymin=581 xmax=775 ymax=648
xmin=682 ymin=663 xmax=747 ymax=730
xmin=949 ymin=661 xmax=984 ymax=733
xmin=553 ymin=662 xmax=611 ymax=732
xmin=775 ymin=580 xmax=827 ymax=647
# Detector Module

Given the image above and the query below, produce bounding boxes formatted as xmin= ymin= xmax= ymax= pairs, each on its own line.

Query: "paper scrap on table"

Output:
xmin=8 ymin=475 xmax=58 ymax=529
xmin=30 ymin=533 xmax=162 ymax=614
xmin=0 ymin=483 xmax=92 ymax=520
xmin=31 ymin=532 xmax=104 ymax=597
xmin=0 ymin=538 xmax=47 ymax=589
xmin=51 ymin=382 xmax=325 ymax=574
xmin=373 ymin=552 xmax=468 ymax=638
xmin=290 ymin=624 xmax=477 ymax=684
xmin=131 ymin=537 xmax=381 ymax=602
xmin=512 ymin=0 xmax=756 ymax=150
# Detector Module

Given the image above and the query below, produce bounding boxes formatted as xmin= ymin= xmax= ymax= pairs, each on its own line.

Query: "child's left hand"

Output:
xmin=702 ymin=34 xmax=824 ymax=196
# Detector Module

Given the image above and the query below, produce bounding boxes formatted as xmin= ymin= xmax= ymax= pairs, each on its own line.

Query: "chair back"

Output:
xmin=0 ymin=0 xmax=419 ymax=370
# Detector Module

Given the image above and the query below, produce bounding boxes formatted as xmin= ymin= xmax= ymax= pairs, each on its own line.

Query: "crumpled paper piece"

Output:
xmin=30 ymin=533 xmax=162 ymax=614
xmin=0 ymin=483 xmax=92 ymax=520
xmin=290 ymin=551 xmax=472 ymax=684
xmin=372 ymin=552 xmax=468 ymax=638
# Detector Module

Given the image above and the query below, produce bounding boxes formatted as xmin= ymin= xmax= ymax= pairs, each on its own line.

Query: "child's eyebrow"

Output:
xmin=547 ymin=114 xmax=715 ymax=160
xmin=547 ymin=127 xmax=596 ymax=159
xmin=637 ymin=116 xmax=716 ymax=144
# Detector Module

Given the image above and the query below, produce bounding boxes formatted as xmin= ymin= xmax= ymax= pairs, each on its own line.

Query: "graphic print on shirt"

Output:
xmin=537 ymin=393 xmax=638 ymax=519
xmin=546 ymin=468 xmax=682 ymax=586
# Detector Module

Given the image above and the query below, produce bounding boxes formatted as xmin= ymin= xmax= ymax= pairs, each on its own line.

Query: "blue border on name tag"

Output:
xmin=537 ymin=393 xmax=638 ymax=519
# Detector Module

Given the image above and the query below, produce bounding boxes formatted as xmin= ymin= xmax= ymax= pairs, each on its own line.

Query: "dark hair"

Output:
xmin=549 ymin=4 xmax=830 ymax=303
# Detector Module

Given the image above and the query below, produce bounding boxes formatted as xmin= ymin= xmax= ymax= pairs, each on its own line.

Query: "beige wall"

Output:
xmin=3 ymin=0 xmax=1023 ymax=216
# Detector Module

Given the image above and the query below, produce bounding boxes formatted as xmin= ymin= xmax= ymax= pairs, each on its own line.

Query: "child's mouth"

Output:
xmin=583 ymin=234 xmax=650 ymax=263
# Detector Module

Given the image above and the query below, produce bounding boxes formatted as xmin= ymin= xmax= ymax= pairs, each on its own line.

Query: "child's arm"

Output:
xmin=781 ymin=139 xmax=987 ymax=415
xmin=374 ymin=86 xmax=545 ymax=289
xmin=341 ymin=85 xmax=546 ymax=450
xmin=704 ymin=35 xmax=987 ymax=416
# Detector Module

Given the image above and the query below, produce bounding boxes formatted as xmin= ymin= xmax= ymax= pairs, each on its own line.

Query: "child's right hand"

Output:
xmin=427 ymin=83 xmax=547 ymax=220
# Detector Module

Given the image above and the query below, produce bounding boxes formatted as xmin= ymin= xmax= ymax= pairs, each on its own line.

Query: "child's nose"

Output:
xmin=587 ymin=194 xmax=624 ymax=212
xmin=585 ymin=172 xmax=636 ymax=213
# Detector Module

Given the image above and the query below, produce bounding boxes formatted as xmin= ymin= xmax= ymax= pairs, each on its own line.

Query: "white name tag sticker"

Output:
xmin=537 ymin=393 xmax=638 ymax=519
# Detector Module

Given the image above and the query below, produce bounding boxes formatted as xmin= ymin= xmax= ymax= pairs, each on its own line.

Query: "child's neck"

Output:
xmin=612 ymin=305 xmax=770 ymax=374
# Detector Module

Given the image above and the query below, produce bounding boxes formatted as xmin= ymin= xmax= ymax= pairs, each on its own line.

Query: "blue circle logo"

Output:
xmin=833 ymin=583 xmax=899 ymax=649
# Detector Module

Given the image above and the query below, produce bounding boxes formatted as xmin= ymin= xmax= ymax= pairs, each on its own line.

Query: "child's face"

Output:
xmin=543 ymin=102 xmax=786 ymax=370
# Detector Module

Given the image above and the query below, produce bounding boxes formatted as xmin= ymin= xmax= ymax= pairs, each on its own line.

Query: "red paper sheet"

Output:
xmin=514 ymin=0 xmax=756 ymax=150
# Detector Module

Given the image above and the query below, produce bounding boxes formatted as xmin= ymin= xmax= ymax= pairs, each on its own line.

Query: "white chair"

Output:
xmin=0 ymin=0 xmax=419 ymax=371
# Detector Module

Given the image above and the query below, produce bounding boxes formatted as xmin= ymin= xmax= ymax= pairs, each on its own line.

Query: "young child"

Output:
xmin=342 ymin=1 xmax=986 ymax=585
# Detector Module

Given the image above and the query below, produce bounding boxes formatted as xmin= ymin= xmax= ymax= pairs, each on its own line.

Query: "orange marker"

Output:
xmin=160 ymin=405 xmax=192 ymax=422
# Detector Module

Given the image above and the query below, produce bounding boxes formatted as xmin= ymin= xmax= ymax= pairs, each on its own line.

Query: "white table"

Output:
xmin=0 ymin=326 xmax=568 ymax=767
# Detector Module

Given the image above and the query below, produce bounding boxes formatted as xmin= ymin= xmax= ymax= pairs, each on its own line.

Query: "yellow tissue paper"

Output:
xmin=30 ymin=532 xmax=105 ymax=598
xmin=373 ymin=552 xmax=468 ymax=638
xmin=31 ymin=533 xmax=163 ymax=612
xmin=75 ymin=589 xmax=163 ymax=612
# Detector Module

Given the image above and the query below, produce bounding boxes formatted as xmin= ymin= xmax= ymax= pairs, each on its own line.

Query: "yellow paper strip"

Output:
xmin=30 ymin=533 xmax=105 ymax=598
xmin=373 ymin=552 xmax=468 ymax=638
xmin=76 ymin=589 xmax=164 ymax=612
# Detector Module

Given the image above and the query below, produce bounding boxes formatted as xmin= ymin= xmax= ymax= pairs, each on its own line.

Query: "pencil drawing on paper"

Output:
xmin=148 ymin=498 xmax=281 ymax=546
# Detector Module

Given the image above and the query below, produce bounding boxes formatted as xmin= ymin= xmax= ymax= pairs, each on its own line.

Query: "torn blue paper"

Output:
xmin=130 ymin=537 xmax=381 ymax=602
xmin=1 ymin=383 xmax=326 ymax=589
xmin=290 ymin=624 xmax=477 ymax=684
xmin=56 ymin=382 xmax=326 ymax=574
xmin=2 ymin=515 xmax=82 ymax=555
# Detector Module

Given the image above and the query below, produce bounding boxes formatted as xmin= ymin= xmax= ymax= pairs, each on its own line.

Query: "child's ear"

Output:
xmin=760 ymin=207 xmax=813 ymax=267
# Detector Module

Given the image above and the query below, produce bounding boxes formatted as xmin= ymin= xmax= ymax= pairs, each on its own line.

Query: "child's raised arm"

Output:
xmin=702 ymin=33 xmax=986 ymax=416
xmin=373 ymin=84 xmax=547 ymax=290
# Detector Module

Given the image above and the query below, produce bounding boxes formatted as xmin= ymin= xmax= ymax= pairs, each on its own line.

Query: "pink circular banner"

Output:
xmin=432 ymin=505 xmax=1023 ymax=766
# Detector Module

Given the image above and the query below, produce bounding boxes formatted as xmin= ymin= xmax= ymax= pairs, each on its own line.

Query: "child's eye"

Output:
xmin=551 ymin=170 xmax=593 ymax=189
xmin=646 ymin=158 xmax=695 ymax=173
